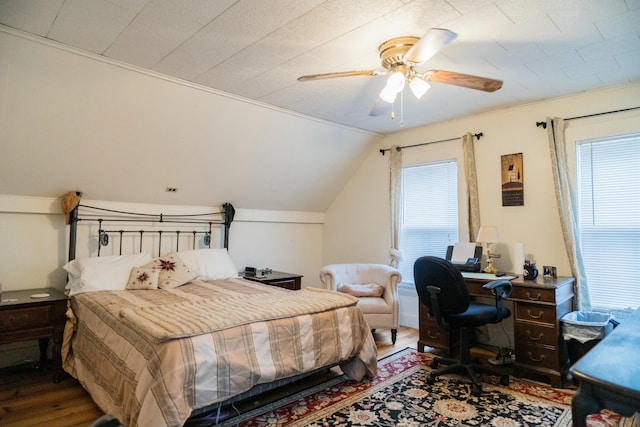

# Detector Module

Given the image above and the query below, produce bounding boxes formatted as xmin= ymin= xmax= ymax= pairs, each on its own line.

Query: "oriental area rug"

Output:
xmin=210 ymin=348 xmax=631 ymax=427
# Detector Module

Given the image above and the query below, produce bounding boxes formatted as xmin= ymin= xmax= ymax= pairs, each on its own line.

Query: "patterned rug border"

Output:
xmin=218 ymin=347 xmax=579 ymax=427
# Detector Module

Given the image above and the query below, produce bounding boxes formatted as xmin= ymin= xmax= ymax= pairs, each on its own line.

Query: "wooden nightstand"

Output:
xmin=0 ymin=287 xmax=68 ymax=383
xmin=242 ymin=271 xmax=303 ymax=290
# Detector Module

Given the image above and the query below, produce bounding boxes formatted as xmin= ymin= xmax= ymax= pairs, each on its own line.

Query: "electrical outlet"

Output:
xmin=165 ymin=187 xmax=178 ymax=193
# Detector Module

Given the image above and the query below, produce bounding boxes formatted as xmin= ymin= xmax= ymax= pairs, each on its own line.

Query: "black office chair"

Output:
xmin=414 ymin=256 xmax=513 ymax=395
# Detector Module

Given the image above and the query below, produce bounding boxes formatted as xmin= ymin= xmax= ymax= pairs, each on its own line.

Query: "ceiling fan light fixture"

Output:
xmin=409 ymin=77 xmax=430 ymax=99
xmin=379 ymin=71 xmax=405 ymax=103
xmin=379 ymin=85 xmax=399 ymax=103
xmin=387 ymin=71 xmax=406 ymax=91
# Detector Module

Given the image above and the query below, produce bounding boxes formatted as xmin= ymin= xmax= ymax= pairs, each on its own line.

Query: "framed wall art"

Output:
xmin=501 ymin=153 xmax=524 ymax=206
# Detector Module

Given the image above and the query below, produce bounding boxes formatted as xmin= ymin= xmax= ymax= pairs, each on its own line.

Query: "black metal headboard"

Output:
xmin=68 ymin=202 xmax=235 ymax=261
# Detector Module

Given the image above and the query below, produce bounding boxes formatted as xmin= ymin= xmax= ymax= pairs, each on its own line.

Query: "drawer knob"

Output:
xmin=527 ymin=352 xmax=545 ymax=362
xmin=526 ymin=330 xmax=544 ymax=341
xmin=526 ymin=292 xmax=542 ymax=301
xmin=527 ymin=309 xmax=544 ymax=319
xmin=427 ymin=331 xmax=440 ymax=339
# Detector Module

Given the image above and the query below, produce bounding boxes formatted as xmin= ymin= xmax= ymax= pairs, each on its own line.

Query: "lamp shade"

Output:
xmin=409 ymin=77 xmax=430 ymax=99
xmin=476 ymin=226 xmax=500 ymax=243
xmin=379 ymin=71 xmax=406 ymax=103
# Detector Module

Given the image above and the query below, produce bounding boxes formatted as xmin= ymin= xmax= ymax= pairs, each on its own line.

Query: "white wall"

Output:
xmin=324 ymin=82 xmax=640 ymax=328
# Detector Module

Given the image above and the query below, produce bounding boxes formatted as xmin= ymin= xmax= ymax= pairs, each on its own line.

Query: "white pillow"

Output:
xmin=64 ymin=252 xmax=152 ymax=295
xmin=177 ymin=248 xmax=238 ymax=280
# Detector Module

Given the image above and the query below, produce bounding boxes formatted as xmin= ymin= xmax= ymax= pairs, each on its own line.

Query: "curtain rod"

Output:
xmin=535 ymin=106 xmax=640 ymax=129
xmin=379 ymin=132 xmax=483 ymax=155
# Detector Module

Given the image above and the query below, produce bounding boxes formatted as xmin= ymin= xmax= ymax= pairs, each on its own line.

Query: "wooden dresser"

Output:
xmin=418 ymin=275 xmax=575 ymax=387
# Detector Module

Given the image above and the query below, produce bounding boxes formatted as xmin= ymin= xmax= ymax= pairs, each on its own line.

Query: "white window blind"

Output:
xmin=398 ymin=160 xmax=458 ymax=284
xmin=577 ymin=133 xmax=640 ymax=312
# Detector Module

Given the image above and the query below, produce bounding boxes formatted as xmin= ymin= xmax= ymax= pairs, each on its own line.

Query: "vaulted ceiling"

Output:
xmin=1 ymin=0 xmax=639 ymax=135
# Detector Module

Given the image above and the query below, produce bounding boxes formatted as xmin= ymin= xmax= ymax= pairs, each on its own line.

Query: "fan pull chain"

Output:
xmin=400 ymin=90 xmax=405 ymax=128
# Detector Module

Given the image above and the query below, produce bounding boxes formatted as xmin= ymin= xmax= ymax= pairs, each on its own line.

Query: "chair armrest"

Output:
xmin=426 ymin=285 xmax=449 ymax=331
xmin=483 ymin=279 xmax=512 ymax=322
xmin=482 ymin=279 xmax=512 ymax=299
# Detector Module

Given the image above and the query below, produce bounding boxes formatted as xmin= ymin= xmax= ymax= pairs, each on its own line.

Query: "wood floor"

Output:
xmin=0 ymin=326 xmax=419 ymax=427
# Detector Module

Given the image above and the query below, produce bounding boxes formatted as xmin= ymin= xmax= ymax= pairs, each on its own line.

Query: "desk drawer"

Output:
xmin=0 ymin=306 xmax=51 ymax=331
xmin=515 ymin=302 xmax=557 ymax=326
xmin=420 ymin=323 xmax=450 ymax=347
xmin=515 ymin=322 xmax=557 ymax=347
xmin=516 ymin=342 xmax=559 ymax=371
xmin=511 ymin=287 xmax=556 ymax=303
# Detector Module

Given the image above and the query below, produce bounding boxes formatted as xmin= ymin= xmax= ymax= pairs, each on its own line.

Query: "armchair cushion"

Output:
xmin=337 ymin=283 xmax=384 ymax=297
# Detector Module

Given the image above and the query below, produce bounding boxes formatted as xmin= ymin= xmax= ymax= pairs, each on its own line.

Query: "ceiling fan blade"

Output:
xmin=425 ymin=70 xmax=503 ymax=92
xmin=404 ymin=28 xmax=457 ymax=65
xmin=298 ymin=70 xmax=383 ymax=82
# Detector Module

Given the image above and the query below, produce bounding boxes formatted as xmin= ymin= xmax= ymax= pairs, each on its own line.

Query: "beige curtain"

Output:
xmin=546 ymin=117 xmax=591 ymax=310
xmin=389 ymin=146 xmax=403 ymax=268
xmin=462 ymin=133 xmax=481 ymax=241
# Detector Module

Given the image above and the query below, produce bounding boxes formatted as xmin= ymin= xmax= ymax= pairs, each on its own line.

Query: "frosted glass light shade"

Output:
xmin=379 ymin=72 xmax=406 ymax=103
xmin=409 ymin=77 xmax=430 ymax=99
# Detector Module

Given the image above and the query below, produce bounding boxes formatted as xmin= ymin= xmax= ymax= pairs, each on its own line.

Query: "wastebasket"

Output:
xmin=561 ymin=311 xmax=618 ymax=365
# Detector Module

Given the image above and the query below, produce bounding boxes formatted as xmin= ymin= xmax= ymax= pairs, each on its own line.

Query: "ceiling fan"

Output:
xmin=298 ymin=28 xmax=503 ymax=117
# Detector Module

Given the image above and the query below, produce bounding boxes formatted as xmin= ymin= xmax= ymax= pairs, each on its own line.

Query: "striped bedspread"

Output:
xmin=62 ymin=278 xmax=377 ymax=427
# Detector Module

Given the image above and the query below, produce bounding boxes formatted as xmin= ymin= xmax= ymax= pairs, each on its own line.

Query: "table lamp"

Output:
xmin=476 ymin=226 xmax=500 ymax=274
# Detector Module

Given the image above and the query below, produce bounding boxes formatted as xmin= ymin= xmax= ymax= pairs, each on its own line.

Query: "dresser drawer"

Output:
xmin=516 ymin=342 xmax=560 ymax=371
xmin=515 ymin=322 xmax=557 ymax=347
xmin=0 ymin=306 xmax=51 ymax=331
xmin=515 ymin=302 xmax=558 ymax=326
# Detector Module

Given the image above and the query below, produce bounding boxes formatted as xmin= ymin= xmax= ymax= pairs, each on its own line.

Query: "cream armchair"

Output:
xmin=319 ymin=263 xmax=402 ymax=344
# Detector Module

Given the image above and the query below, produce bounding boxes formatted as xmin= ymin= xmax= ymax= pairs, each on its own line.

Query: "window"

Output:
xmin=577 ymin=132 xmax=640 ymax=316
xmin=398 ymin=160 xmax=458 ymax=284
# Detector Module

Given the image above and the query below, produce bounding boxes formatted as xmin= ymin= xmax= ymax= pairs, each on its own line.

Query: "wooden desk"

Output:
xmin=418 ymin=274 xmax=575 ymax=387
xmin=570 ymin=308 xmax=640 ymax=426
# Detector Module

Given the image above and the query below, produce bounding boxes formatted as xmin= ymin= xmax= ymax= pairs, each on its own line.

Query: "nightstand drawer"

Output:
xmin=0 ymin=306 xmax=51 ymax=331
xmin=265 ymin=279 xmax=298 ymax=290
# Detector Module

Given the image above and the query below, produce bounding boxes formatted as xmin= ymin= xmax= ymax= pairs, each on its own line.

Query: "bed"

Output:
xmin=60 ymin=198 xmax=377 ymax=426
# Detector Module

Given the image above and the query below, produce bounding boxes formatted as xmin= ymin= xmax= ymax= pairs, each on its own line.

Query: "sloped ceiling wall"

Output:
xmin=0 ymin=29 xmax=380 ymax=212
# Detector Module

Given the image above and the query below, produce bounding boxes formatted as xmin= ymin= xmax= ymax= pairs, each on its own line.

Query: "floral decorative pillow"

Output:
xmin=126 ymin=267 xmax=160 ymax=290
xmin=142 ymin=253 xmax=199 ymax=289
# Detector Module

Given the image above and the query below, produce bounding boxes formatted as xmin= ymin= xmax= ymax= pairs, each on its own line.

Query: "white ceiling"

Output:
xmin=1 ymin=0 xmax=639 ymax=135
